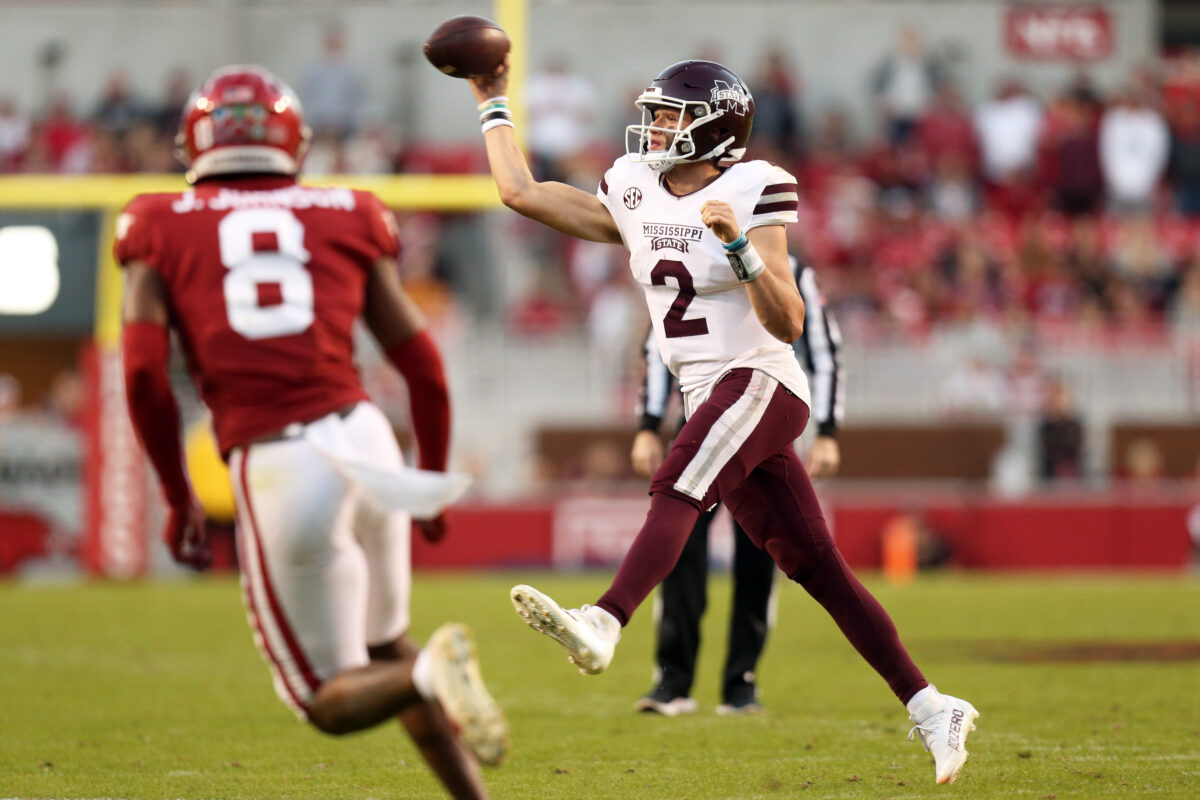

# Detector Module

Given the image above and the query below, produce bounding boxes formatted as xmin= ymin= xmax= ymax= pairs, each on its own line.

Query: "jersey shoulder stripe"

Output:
xmin=756 ymin=181 xmax=800 ymax=215
xmin=753 ymin=163 xmax=799 ymax=216
xmin=742 ymin=162 xmax=799 ymax=229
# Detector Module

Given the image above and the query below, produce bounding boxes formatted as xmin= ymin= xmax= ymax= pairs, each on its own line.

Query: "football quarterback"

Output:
xmin=465 ymin=56 xmax=979 ymax=785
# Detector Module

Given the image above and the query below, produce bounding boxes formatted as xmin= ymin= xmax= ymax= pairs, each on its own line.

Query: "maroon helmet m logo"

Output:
xmin=710 ymin=80 xmax=750 ymax=116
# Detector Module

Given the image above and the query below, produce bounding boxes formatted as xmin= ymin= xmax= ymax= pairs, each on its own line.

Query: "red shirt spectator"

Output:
xmin=38 ymin=95 xmax=89 ymax=168
xmin=917 ymin=84 xmax=978 ymax=169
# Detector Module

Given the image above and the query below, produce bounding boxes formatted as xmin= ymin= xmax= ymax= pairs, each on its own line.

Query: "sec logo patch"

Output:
xmin=623 ymin=187 xmax=642 ymax=210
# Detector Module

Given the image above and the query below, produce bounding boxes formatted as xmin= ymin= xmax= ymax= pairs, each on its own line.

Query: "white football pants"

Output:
xmin=228 ymin=402 xmax=411 ymax=718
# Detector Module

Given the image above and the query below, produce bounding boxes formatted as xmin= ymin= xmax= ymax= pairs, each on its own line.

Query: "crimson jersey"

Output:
xmin=115 ymin=175 xmax=400 ymax=455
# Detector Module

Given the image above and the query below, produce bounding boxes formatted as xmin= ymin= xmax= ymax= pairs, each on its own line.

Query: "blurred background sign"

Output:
xmin=0 ymin=212 xmax=98 ymax=334
xmin=1005 ymin=5 xmax=1115 ymax=62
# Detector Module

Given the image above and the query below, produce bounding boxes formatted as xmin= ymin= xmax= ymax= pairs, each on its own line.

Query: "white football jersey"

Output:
xmin=598 ymin=155 xmax=810 ymax=413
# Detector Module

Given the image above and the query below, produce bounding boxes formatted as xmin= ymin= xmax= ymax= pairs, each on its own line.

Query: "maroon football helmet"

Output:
xmin=626 ymin=60 xmax=755 ymax=173
xmin=176 ymin=65 xmax=310 ymax=183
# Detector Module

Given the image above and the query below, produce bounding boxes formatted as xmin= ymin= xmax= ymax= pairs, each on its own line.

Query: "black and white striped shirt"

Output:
xmin=636 ymin=257 xmax=844 ymax=437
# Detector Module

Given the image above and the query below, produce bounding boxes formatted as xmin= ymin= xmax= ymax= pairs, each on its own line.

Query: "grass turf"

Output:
xmin=1 ymin=572 xmax=1198 ymax=799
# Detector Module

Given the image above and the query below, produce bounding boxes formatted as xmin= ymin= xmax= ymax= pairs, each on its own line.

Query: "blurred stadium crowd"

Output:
xmin=4 ymin=28 xmax=1200 ymax=342
xmin=2 ymin=14 xmax=1199 ymax=578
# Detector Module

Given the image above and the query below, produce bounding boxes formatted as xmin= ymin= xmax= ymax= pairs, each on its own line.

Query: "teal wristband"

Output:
xmin=724 ymin=236 xmax=766 ymax=282
xmin=477 ymin=95 xmax=510 ymax=112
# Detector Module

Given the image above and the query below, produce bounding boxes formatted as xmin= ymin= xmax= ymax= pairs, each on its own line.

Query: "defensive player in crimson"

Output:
xmin=465 ymin=57 xmax=980 ymax=784
xmin=117 ymin=65 xmax=505 ymax=799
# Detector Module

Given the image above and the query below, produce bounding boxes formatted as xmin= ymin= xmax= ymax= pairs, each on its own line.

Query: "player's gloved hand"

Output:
xmin=805 ymin=436 xmax=841 ymax=480
xmin=468 ymin=54 xmax=511 ymax=105
xmin=415 ymin=514 xmax=448 ymax=544
xmin=630 ymin=430 xmax=666 ymax=479
xmin=164 ymin=498 xmax=212 ymax=571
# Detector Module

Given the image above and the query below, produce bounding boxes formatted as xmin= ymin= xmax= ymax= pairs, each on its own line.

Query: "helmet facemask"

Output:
xmin=626 ymin=88 xmax=736 ymax=174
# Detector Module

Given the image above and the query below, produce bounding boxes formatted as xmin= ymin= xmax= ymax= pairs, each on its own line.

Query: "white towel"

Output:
xmin=304 ymin=412 xmax=471 ymax=519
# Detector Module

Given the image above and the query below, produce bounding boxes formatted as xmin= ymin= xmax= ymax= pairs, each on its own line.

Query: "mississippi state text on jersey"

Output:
xmin=598 ymin=156 xmax=810 ymax=412
xmin=115 ymin=175 xmax=400 ymax=454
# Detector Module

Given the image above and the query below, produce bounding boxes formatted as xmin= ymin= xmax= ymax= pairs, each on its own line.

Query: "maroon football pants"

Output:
xmin=597 ymin=369 xmax=927 ymax=704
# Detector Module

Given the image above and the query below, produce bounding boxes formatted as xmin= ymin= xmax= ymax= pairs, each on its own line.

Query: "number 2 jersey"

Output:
xmin=597 ymin=155 xmax=810 ymax=414
xmin=114 ymin=175 xmax=399 ymax=455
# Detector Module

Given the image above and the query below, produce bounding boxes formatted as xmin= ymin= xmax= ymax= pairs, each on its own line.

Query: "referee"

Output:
xmin=630 ymin=256 xmax=845 ymax=715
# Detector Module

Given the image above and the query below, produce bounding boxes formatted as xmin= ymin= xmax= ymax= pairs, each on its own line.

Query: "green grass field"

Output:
xmin=2 ymin=572 xmax=1199 ymax=799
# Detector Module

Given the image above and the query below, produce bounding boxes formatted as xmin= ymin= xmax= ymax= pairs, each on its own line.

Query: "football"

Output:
xmin=423 ymin=16 xmax=510 ymax=79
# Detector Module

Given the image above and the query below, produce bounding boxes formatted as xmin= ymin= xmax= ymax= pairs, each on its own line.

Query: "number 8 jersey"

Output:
xmin=598 ymin=155 xmax=810 ymax=414
xmin=115 ymin=175 xmax=398 ymax=455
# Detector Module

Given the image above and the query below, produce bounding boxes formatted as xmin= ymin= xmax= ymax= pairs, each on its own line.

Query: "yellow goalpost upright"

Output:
xmin=0 ymin=0 xmax=527 ymax=577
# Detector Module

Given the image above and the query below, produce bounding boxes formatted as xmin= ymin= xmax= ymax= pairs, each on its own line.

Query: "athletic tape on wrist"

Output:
xmin=479 ymin=99 xmax=514 ymax=133
xmin=480 ymin=109 xmax=512 ymax=124
xmin=477 ymin=96 xmax=510 ymax=112
xmin=481 ymin=116 xmax=515 ymax=133
xmin=725 ymin=237 xmax=766 ymax=282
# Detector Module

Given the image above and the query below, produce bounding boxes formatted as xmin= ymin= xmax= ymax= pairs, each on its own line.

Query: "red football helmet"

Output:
xmin=176 ymin=65 xmax=310 ymax=183
xmin=626 ymin=60 xmax=755 ymax=173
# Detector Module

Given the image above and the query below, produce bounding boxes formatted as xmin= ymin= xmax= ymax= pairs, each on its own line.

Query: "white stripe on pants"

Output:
xmin=674 ymin=371 xmax=777 ymax=501
xmin=229 ymin=402 xmax=412 ymax=717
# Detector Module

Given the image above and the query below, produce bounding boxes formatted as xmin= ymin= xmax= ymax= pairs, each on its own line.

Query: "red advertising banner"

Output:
xmin=1005 ymin=5 xmax=1113 ymax=62
xmin=410 ymin=490 xmax=1194 ymax=572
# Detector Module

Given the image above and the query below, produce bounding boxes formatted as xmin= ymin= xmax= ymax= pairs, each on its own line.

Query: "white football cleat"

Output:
xmin=907 ymin=686 xmax=979 ymax=785
xmin=426 ymin=623 xmax=508 ymax=767
xmin=510 ymin=584 xmax=620 ymax=675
